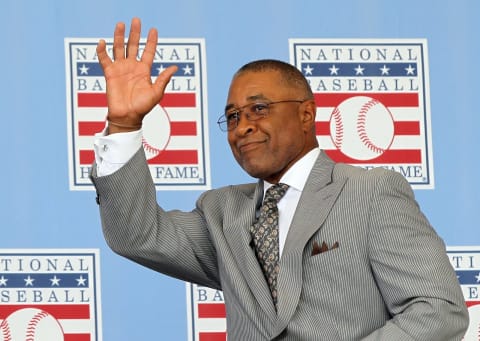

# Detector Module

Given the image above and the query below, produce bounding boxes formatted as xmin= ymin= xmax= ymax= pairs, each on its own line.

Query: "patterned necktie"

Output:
xmin=250 ymin=183 xmax=289 ymax=309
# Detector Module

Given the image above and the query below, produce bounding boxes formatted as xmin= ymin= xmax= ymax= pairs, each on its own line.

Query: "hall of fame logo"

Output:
xmin=65 ymin=38 xmax=211 ymax=191
xmin=290 ymin=39 xmax=434 ymax=189
xmin=186 ymin=283 xmax=226 ymax=341
xmin=0 ymin=249 xmax=102 ymax=341
xmin=448 ymin=246 xmax=480 ymax=340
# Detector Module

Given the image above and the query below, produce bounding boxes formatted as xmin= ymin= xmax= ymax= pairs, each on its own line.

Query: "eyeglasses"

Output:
xmin=217 ymin=99 xmax=307 ymax=132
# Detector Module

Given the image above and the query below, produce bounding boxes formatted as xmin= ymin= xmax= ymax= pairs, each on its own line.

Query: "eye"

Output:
xmin=226 ymin=111 xmax=240 ymax=124
xmin=251 ymin=103 xmax=268 ymax=115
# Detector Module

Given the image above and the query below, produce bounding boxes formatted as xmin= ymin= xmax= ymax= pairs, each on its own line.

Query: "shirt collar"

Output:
xmin=264 ymin=147 xmax=320 ymax=192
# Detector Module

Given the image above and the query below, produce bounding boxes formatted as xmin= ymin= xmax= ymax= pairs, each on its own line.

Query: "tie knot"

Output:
xmin=264 ymin=183 xmax=289 ymax=204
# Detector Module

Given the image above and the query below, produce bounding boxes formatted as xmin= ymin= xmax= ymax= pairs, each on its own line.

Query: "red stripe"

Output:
xmin=394 ymin=121 xmax=420 ymax=135
xmin=148 ymin=150 xmax=198 ymax=164
xmin=315 ymin=93 xmax=419 ymax=107
xmin=160 ymin=93 xmax=196 ymax=107
xmin=79 ymin=149 xmax=198 ymax=165
xmin=80 ymin=150 xmax=95 ymax=164
xmin=466 ymin=301 xmax=480 ymax=308
xmin=77 ymin=93 xmax=107 ymax=107
xmin=199 ymin=332 xmax=227 ymax=341
xmin=198 ymin=303 xmax=226 ymax=318
xmin=64 ymin=334 xmax=91 ymax=341
xmin=315 ymin=121 xmax=420 ymax=136
xmin=316 ymin=122 xmax=330 ymax=135
xmin=0 ymin=305 xmax=89 ymax=319
xmin=324 ymin=149 xmax=422 ymax=164
xmin=79 ymin=121 xmax=105 ymax=135
xmin=77 ymin=93 xmax=196 ymax=108
xmin=78 ymin=121 xmax=197 ymax=136
xmin=170 ymin=121 xmax=197 ymax=135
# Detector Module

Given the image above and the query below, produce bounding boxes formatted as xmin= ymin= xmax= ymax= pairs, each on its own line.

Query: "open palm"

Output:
xmin=97 ymin=18 xmax=177 ymax=131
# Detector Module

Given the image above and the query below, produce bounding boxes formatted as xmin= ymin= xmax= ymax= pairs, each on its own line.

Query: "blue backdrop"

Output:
xmin=1 ymin=0 xmax=479 ymax=339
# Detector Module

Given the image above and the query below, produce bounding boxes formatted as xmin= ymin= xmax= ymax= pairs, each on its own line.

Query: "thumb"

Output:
xmin=153 ymin=65 xmax=178 ymax=99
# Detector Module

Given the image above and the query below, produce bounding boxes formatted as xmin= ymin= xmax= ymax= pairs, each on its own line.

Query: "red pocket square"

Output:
xmin=312 ymin=241 xmax=339 ymax=256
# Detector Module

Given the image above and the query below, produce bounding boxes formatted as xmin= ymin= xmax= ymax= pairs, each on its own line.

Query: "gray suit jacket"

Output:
xmin=91 ymin=148 xmax=468 ymax=340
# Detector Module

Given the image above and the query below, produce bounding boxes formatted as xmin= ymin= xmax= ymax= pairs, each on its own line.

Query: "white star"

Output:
xmin=24 ymin=275 xmax=35 ymax=286
xmin=157 ymin=64 xmax=166 ymax=74
xmin=76 ymin=275 xmax=87 ymax=286
xmin=475 ymin=272 xmax=480 ymax=283
xmin=0 ymin=276 xmax=8 ymax=286
xmin=303 ymin=64 xmax=314 ymax=75
xmin=79 ymin=64 xmax=89 ymax=75
xmin=380 ymin=65 xmax=390 ymax=75
xmin=354 ymin=64 xmax=365 ymax=75
xmin=50 ymin=275 xmax=61 ymax=286
xmin=329 ymin=64 xmax=339 ymax=75
xmin=405 ymin=64 xmax=416 ymax=75
xmin=182 ymin=64 xmax=193 ymax=75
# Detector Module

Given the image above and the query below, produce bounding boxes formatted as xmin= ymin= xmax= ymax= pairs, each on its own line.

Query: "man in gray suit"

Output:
xmin=91 ymin=18 xmax=468 ymax=340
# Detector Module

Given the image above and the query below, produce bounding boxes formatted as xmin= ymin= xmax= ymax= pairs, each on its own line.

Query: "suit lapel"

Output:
xmin=223 ymin=181 xmax=277 ymax=319
xmin=284 ymin=152 xmax=347 ymax=251
xmin=274 ymin=151 xmax=347 ymax=335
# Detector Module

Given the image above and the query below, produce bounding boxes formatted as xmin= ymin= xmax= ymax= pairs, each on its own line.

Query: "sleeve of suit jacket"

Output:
xmin=91 ymin=148 xmax=221 ymax=290
xmin=359 ymin=168 xmax=469 ymax=340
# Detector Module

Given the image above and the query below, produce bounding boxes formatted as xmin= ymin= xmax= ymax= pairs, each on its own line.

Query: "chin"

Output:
xmin=240 ymin=164 xmax=266 ymax=179
xmin=241 ymin=163 xmax=276 ymax=181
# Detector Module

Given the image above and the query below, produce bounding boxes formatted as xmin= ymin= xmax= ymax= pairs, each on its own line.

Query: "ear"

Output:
xmin=300 ymin=99 xmax=317 ymax=132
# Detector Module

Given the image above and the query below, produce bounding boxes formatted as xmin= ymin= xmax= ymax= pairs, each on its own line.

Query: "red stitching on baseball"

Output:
xmin=0 ymin=319 xmax=12 ymax=341
xmin=357 ymin=98 xmax=384 ymax=155
xmin=142 ymin=136 xmax=163 ymax=155
xmin=25 ymin=311 xmax=49 ymax=341
xmin=331 ymin=107 xmax=343 ymax=148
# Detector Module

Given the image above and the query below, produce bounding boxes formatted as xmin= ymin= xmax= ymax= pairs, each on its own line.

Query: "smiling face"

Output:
xmin=226 ymin=69 xmax=318 ymax=183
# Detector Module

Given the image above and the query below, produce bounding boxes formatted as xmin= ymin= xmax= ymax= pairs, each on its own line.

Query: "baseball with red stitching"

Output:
xmin=329 ymin=95 xmax=394 ymax=161
xmin=463 ymin=304 xmax=480 ymax=341
xmin=141 ymin=104 xmax=172 ymax=160
xmin=0 ymin=308 xmax=64 ymax=341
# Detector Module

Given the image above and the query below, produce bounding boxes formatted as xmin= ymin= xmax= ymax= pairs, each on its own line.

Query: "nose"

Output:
xmin=233 ymin=113 xmax=256 ymax=136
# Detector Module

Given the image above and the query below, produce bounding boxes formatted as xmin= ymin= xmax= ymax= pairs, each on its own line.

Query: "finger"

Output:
xmin=113 ymin=21 xmax=126 ymax=60
xmin=153 ymin=65 xmax=178 ymax=98
xmin=126 ymin=17 xmax=141 ymax=59
xmin=140 ymin=27 xmax=158 ymax=65
xmin=96 ymin=39 xmax=112 ymax=69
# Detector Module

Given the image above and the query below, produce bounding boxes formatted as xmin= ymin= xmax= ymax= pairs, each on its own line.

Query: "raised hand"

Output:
xmin=96 ymin=17 xmax=178 ymax=134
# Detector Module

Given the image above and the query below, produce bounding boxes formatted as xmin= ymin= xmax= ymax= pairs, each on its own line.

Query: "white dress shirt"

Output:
xmin=263 ymin=147 xmax=320 ymax=257
xmin=93 ymin=126 xmax=320 ymax=256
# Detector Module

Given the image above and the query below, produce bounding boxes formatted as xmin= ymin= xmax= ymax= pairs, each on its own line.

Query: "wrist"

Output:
xmin=106 ymin=116 xmax=142 ymax=134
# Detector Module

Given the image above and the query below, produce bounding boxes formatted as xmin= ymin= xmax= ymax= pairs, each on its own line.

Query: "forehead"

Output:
xmin=227 ymin=70 xmax=289 ymax=104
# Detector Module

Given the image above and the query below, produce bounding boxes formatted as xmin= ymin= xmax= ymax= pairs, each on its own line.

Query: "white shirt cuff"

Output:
xmin=93 ymin=126 xmax=142 ymax=177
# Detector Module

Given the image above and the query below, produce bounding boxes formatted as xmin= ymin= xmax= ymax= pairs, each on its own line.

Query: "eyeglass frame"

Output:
xmin=216 ymin=99 xmax=309 ymax=132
